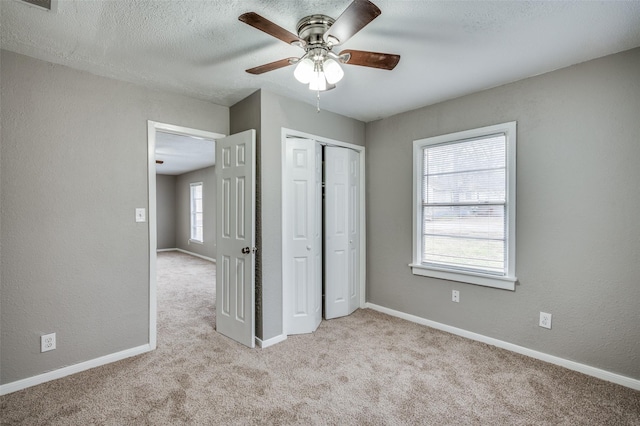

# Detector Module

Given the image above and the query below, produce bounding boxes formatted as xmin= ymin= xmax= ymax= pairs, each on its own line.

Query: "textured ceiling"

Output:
xmin=155 ymin=132 xmax=215 ymax=175
xmin=2 ymin=0 xmax=640 ymax=122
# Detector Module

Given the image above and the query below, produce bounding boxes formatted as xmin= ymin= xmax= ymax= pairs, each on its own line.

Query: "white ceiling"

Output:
xmin=155 ymin=132 xmax=215 ymax=175
xmin=2 ymin=1 xmax=640 ymax=122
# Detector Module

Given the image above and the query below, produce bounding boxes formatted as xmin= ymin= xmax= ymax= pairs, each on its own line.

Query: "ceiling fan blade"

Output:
xmin=341 ymin=49 xmax=400 ymax=70
xmin=246 ymin=58 xmax=298 ymax=75
xmin=323 ymin=0 xmax=381 ymax=46
xmin=239 ymin=12 xmax=305 ymax=47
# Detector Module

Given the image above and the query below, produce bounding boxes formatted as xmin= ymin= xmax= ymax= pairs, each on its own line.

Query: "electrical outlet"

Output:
xmin=539 ymin=312 xmax=552 ymax=329
xmin=452 ymin=290 xmax=460 ymax=303
xmin=41 ymin=333 xmax=56 ymax=352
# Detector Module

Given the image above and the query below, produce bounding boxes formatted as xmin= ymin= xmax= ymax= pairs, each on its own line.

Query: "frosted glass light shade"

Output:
xmin=308 ymin=71 xmax=327 ymax=91
xmin=323 ymin=58 xmax=344 ymax=84
xmin=294 ymin=58 xmax=314 ymax=84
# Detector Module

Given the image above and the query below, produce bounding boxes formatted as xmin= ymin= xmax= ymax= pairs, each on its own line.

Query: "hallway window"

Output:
xmin=190 ymin=182 xmax=203 ymax=243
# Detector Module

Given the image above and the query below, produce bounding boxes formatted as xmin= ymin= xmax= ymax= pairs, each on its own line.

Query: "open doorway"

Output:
xmin=147 ymin=121 xmax=225 ymax=349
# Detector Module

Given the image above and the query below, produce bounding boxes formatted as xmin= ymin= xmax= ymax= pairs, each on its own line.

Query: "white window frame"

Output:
xmin=410 ymin=122 xmax=517 ymax=290
xmin=190 ymin=182 xmax=204 ymax=244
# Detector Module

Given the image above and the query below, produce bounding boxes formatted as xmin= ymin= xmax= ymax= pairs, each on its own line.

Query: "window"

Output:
xmin=411 ymin=122 xmax=517 ymax=290
xmin=190 ymin=182 xmax=203 ymax=243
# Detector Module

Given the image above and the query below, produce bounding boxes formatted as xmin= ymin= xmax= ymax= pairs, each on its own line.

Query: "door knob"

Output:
xmin=241 ymin=247 xmax=250 ymax=254
xmin=306 ymin=245 xmax=312 ymax=251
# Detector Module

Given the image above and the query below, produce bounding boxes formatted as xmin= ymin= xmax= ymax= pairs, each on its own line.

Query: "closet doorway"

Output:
xmin=282 ymin=129 xmax=366 ymax=336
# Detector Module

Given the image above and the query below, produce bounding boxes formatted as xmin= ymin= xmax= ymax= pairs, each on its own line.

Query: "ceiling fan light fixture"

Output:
xmin=323 ymin=58 xmax=344 ymax=84
xmin=294 ymin=57 xmax=315 ymax=83
xmin=309 ymin=69 xmax=327 ymax=91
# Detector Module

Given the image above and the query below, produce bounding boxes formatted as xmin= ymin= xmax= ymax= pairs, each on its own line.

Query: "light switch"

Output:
xmin=135 ymin=208 xmax=146 ymax=223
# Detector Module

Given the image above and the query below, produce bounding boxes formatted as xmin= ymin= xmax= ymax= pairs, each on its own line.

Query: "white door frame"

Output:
xmin=147 ymin=121 xmax=225 ymax=349
xmin=281 ymin=127 xmax=367 ymax=335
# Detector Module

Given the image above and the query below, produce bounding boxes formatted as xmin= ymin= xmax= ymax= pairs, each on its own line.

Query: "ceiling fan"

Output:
xmin=239 ymin=0 xmax=400 ymax=92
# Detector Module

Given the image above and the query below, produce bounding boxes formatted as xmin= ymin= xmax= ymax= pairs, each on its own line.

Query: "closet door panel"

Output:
xmin=325 ymin=147 xmax=355 ymax=319
xmin=283 ymin=138 xmax=322 ymax=334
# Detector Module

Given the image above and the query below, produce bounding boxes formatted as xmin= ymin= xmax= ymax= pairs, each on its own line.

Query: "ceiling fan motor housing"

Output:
xmin=296 ymin=15 xmax=336 ymax=48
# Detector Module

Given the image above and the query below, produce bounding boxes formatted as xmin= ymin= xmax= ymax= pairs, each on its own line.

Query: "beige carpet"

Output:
xmin=1 ymin=251 xmax=638 ymax=425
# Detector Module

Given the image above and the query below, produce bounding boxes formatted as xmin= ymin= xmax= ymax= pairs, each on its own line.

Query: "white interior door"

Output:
xmin=325 ymin=146 xmax=360 ymax=319
xmin=216 ymin=129 xmax=256 ymax=348
xmin=283 ymin=137 xmax=322 ymax=334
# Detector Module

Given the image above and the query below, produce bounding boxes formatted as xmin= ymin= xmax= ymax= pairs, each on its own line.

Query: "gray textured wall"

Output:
xmin=176 ymin=166 xmax=216 ymax=259
xmin=259 ymin=90 xmax=365 ymax=340
xmin=365 ymin=48 xmax=640 ymax=379
xmin=156 ymin=174 xmax=177 ymax=249
xmin=0 ymin=50 xmax=229 ymax=385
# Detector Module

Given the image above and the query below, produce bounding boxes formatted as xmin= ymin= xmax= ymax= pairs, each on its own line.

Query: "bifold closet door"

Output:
xmin=283 ymin=138 xmax=322 ymax=335
xmin=324 ymin=146 xmax=360 ymax=320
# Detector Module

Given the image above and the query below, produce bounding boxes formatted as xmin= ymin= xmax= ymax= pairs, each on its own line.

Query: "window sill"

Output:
xmin=189 ymin=239 xmax=203 ymax=245
xmin=409 ymin=264 xmax=516 ymax=291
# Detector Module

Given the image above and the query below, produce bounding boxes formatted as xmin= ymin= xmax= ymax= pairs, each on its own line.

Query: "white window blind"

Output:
xmin=190 ymin=182 xmax=203 ymax=242
xmin=422 ymin=134 xmax=506 ymax=275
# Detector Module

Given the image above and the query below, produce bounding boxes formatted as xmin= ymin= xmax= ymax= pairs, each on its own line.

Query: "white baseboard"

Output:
xmin=255 ymin=334 xmax=287 ymax=349
xmin=365 ymin=303 xmax=640 ymax=391
xmin=176 ymin=248 xmax=216 ymax=263
xmin=157 ymin=248 xmax=216 ymax=263
xmin=0 ymin=344 xmax=152 ymax=396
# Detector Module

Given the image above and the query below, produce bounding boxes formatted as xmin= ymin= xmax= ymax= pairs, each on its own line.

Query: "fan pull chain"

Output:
xmin=316 ymin=90 xmax=321 ymax=113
